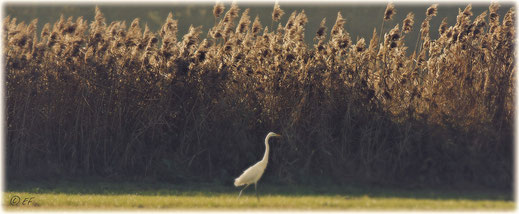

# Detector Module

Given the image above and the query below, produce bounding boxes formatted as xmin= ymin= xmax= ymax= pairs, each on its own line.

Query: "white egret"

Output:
xmin=234 ymin=132 xmax=282 ymax=200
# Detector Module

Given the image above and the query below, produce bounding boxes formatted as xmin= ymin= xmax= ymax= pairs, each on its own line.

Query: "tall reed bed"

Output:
xmin=5 ymin=3 xmax=514 ymax=188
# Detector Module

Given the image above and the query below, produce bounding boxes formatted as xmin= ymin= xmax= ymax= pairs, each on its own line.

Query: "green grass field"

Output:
xmin=3 ymin=180 xmax=514 ymax=210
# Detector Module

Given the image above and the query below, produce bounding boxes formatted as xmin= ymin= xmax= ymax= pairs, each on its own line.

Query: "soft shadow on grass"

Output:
xmin=5 ymin=179 xmax=513 ymax=202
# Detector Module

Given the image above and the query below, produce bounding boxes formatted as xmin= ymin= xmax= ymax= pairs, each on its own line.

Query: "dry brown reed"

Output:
xmin=4 ymin=3 xmax=514 ymax=188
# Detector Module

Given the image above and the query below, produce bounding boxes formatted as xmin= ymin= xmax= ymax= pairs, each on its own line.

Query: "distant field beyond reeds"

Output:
xmin=4 ymin=2 xmax=514 ymax=190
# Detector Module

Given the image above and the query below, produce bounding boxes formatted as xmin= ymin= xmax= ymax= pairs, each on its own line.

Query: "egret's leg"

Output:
xmin=238 ymin=184 xmax=250 ymax=199
xmin=255 ymin=183 xmax=259 ymax=202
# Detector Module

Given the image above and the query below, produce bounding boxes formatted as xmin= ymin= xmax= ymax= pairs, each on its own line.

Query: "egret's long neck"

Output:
xmin=261 ymin=135 xmax=271 ymax=162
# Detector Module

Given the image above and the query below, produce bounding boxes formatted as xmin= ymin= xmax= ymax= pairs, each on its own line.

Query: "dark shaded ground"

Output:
xmin=5 ymin=178 xmax=513 ymax=202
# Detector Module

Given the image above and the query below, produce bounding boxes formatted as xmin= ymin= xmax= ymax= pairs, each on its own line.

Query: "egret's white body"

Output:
xmin=234 ymin=132 xmax=281 ymax=200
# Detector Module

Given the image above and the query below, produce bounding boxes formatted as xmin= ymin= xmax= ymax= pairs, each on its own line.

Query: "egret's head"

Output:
xmin=267 ymin=132 xmax=281 ymax=138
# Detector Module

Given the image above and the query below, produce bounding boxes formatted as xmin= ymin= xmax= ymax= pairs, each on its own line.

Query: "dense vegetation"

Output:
xmin=5 ymin=3 xmax=514 ymax=189
xmin=4 ymin=180 xmax=514 ymax=209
